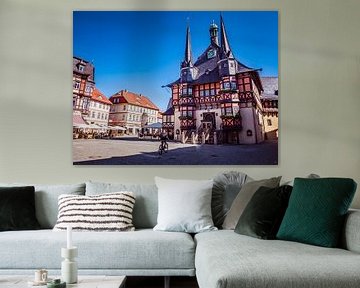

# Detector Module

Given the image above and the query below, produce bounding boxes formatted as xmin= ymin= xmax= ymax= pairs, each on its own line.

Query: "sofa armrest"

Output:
xmin=342 ymin=209 xmax=360 ymax=253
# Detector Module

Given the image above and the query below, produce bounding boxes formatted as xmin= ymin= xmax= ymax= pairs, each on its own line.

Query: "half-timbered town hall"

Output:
xmin=164 ymin=16 xmax=277 ymax=145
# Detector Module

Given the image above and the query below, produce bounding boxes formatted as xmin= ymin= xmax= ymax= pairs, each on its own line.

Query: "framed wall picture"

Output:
xmin=73 ymin=11 xmax=278 ymax=165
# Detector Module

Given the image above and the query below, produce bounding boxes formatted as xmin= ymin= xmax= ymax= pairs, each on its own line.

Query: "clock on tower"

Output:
xmin=207 ymin=49 xmax=216 ymax=59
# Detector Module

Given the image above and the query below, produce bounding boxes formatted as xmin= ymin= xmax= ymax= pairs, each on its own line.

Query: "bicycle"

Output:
xmin=158 ymin=141 xmax=168 ymax=155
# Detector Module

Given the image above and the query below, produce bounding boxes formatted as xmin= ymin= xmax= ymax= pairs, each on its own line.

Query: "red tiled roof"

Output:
xmin=92 ymin=88 xmax=112 ymax=105
xmin=109 ymin=90 xmax=159 ymax=111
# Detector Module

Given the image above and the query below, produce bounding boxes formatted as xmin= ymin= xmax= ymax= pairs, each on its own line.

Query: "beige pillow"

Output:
xmin=222 ymin=177 xmax=281 ymax=230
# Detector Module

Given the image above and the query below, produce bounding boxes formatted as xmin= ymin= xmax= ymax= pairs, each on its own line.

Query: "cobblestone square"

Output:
xmin=73 ymin=137 xmax=278 ymax=165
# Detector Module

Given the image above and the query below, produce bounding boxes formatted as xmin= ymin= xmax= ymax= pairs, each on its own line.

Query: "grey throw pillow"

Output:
xmin=212 ymin=171 xmax=252 ymax=228
xmin=222 ymin=177 xmax=281 ymax=230
xmin=86 ymin=181 xmax=158 ymax=229
xmin=153 ymin=177 xmax=217 ymax=233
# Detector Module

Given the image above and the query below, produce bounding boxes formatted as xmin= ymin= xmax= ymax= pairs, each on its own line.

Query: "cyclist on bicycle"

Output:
xmin=160 ymin=130 xmax=168 ymax=147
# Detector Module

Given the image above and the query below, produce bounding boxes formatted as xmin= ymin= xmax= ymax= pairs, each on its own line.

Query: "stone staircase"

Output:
xmin=181 ymin=127 xmax=218 ymax=145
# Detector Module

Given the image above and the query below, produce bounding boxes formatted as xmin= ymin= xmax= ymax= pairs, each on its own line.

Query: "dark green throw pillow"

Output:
xmin=277 ymin=178 xmax=357 ymax=248
xmin=0 ymin=186 xmax=41 ymax=231
xmin=234 ymin=185 xmax=293 ymax=239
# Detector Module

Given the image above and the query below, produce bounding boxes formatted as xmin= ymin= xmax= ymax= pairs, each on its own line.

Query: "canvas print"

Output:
xmin=73 ymin=11 xmax=278 ymax=165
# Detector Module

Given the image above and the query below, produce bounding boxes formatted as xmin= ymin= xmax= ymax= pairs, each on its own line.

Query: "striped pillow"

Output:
xmin=53 ymin=192 xmax=135 ymax=231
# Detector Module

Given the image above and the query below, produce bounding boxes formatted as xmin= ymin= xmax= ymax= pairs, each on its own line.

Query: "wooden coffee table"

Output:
xmin=0 ymin=275 xmax=126 ymax=288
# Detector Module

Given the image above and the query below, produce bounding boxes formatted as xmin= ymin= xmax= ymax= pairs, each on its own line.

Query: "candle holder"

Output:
xmin=61 ymin=247 xmax=78 ymax=284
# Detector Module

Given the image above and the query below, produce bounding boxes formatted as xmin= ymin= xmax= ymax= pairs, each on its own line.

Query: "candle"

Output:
xmin=67 ymin=225 xmax=72 ymax=249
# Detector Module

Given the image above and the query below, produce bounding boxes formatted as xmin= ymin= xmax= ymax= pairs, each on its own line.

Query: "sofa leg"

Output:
xmin=164 ymin=276 xmax=170 ymax=288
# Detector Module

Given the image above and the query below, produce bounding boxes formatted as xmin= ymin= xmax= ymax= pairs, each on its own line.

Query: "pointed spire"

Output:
xmin=182 ymin=24 xmax=193 ymax=68
xmin=220 ymin=15 xmax=234 ymax=59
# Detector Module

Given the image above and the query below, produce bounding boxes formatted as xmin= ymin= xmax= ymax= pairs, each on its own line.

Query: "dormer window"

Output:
xmin=78 ymin=65 xmax=85 ymax=72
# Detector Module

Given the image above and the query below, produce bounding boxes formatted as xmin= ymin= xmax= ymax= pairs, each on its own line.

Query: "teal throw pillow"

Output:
xmin=277 ymin=178 xmax=357 ymax=247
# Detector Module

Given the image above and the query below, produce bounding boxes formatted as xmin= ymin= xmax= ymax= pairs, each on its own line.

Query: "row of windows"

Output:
xmin=124 ymin=105 xmax=156 ymax=115
xmin=178 ymin=83 xmax=238 ymax=98
xmin=180 ymin=103 xmax=241 ymax=118
xmin=175 ymin=77 xmax=254 ymax=99
xmin=163 ymin=115 xmax=174 ymax=122
xmin=122 ymin=114 xmax=156 ymax=123
xmin=73 ymin=97 xmax=90 ymax=110
xmin=72 ymin=81 xmax=93 ymax=94
xmin=90 ymin=101 xmax=110 ymax=110
xmin=90 ymin=112 xmax=108 ymax=120
xmin=111 ymin=101 xmax=156 ymax=115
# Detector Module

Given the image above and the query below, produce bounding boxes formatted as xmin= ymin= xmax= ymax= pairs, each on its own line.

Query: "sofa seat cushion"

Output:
xmin=195 ymin=230 xmax=360 ymax=288
xmin=0 ymin=229 xmax=195 ymax=271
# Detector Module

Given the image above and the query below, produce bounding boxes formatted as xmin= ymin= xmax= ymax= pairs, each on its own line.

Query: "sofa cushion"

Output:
xmin=195 ymin=230 xmax=360 ymax=288
xmin=153 ymin=177 xmax=216 ymax=233
xmin=222 ymin=177 xmax=281 ymax=229
xmin=234 ymin=185 xmax=292 ymax=239
xmin=0 ymin=183 xmax=86 ymax=229
xmin=342 ymin=209 xmax=360 ymax=253
xmin=53 ymin=192 xmax=136 ymax=232
xmin=0 ymin=229 xmax=195 ymax=272
xmin=86 ymin=182 xmax=158 ymax=229
xmin=212 ymin=171 xmax=251 ymax=228
xmin=277 ymin=178 xmax=357 ymax=247
xmin=0 ymin=186 xmax=40 ymax=231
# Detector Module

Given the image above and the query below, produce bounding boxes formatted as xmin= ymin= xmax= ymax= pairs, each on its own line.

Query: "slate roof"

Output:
xmin=73 ymin=56 xmax=95 ymax=82
xmin=167 ymin=43 xmax=256 ymax=87
xmin=168 ymin=47 xmax=256 ymax=87
xmin=163 ymin=106 xmax=174 ymax=115
xmin=167 ymin=15 xmax=258 ymax=87
xmin=260 ymin=77 xmax=278 ymax=99
xmin=109 ymin=90 xmax=159 ymax=111
xmin=91 ymin=88 xmax=112 ymax=105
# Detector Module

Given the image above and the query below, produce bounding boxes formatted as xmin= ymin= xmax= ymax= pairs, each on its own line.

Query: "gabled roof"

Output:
xmin=73 ymin=56 xmax=95 ymax=82
xmin=109 ymin=90 xmax=159 ymax=111
xmin=163 ymin=106 xmax=174 ymax=115
xmin=91 ymin=88 xmax=112 ymax=105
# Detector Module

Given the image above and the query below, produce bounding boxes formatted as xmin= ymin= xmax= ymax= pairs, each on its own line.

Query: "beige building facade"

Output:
xmin=84 ymin=88 xmax=112 ymax=127
xmin=109 ymin=90 xmax=160 ymax=135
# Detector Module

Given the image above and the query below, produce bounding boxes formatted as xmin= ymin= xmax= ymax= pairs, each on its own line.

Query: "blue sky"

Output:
xmin=73 ymin=11 xmax=278 ymax=111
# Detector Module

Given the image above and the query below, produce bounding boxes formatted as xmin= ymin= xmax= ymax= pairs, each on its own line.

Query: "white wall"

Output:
xmin=0 ymin=0 xmax=359 ymax=208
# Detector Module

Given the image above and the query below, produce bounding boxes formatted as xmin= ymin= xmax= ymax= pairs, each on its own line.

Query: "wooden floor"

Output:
xmin=126 ymin=276 xmax=199 ymax=288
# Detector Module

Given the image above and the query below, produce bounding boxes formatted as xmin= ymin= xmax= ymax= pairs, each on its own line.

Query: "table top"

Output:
xmin=0 ymin=275 xmax=126 ymax=288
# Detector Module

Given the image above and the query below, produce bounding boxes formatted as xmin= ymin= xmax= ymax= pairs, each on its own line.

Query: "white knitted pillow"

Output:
xmin=53 ymin=192 xmax=135 ymax=231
